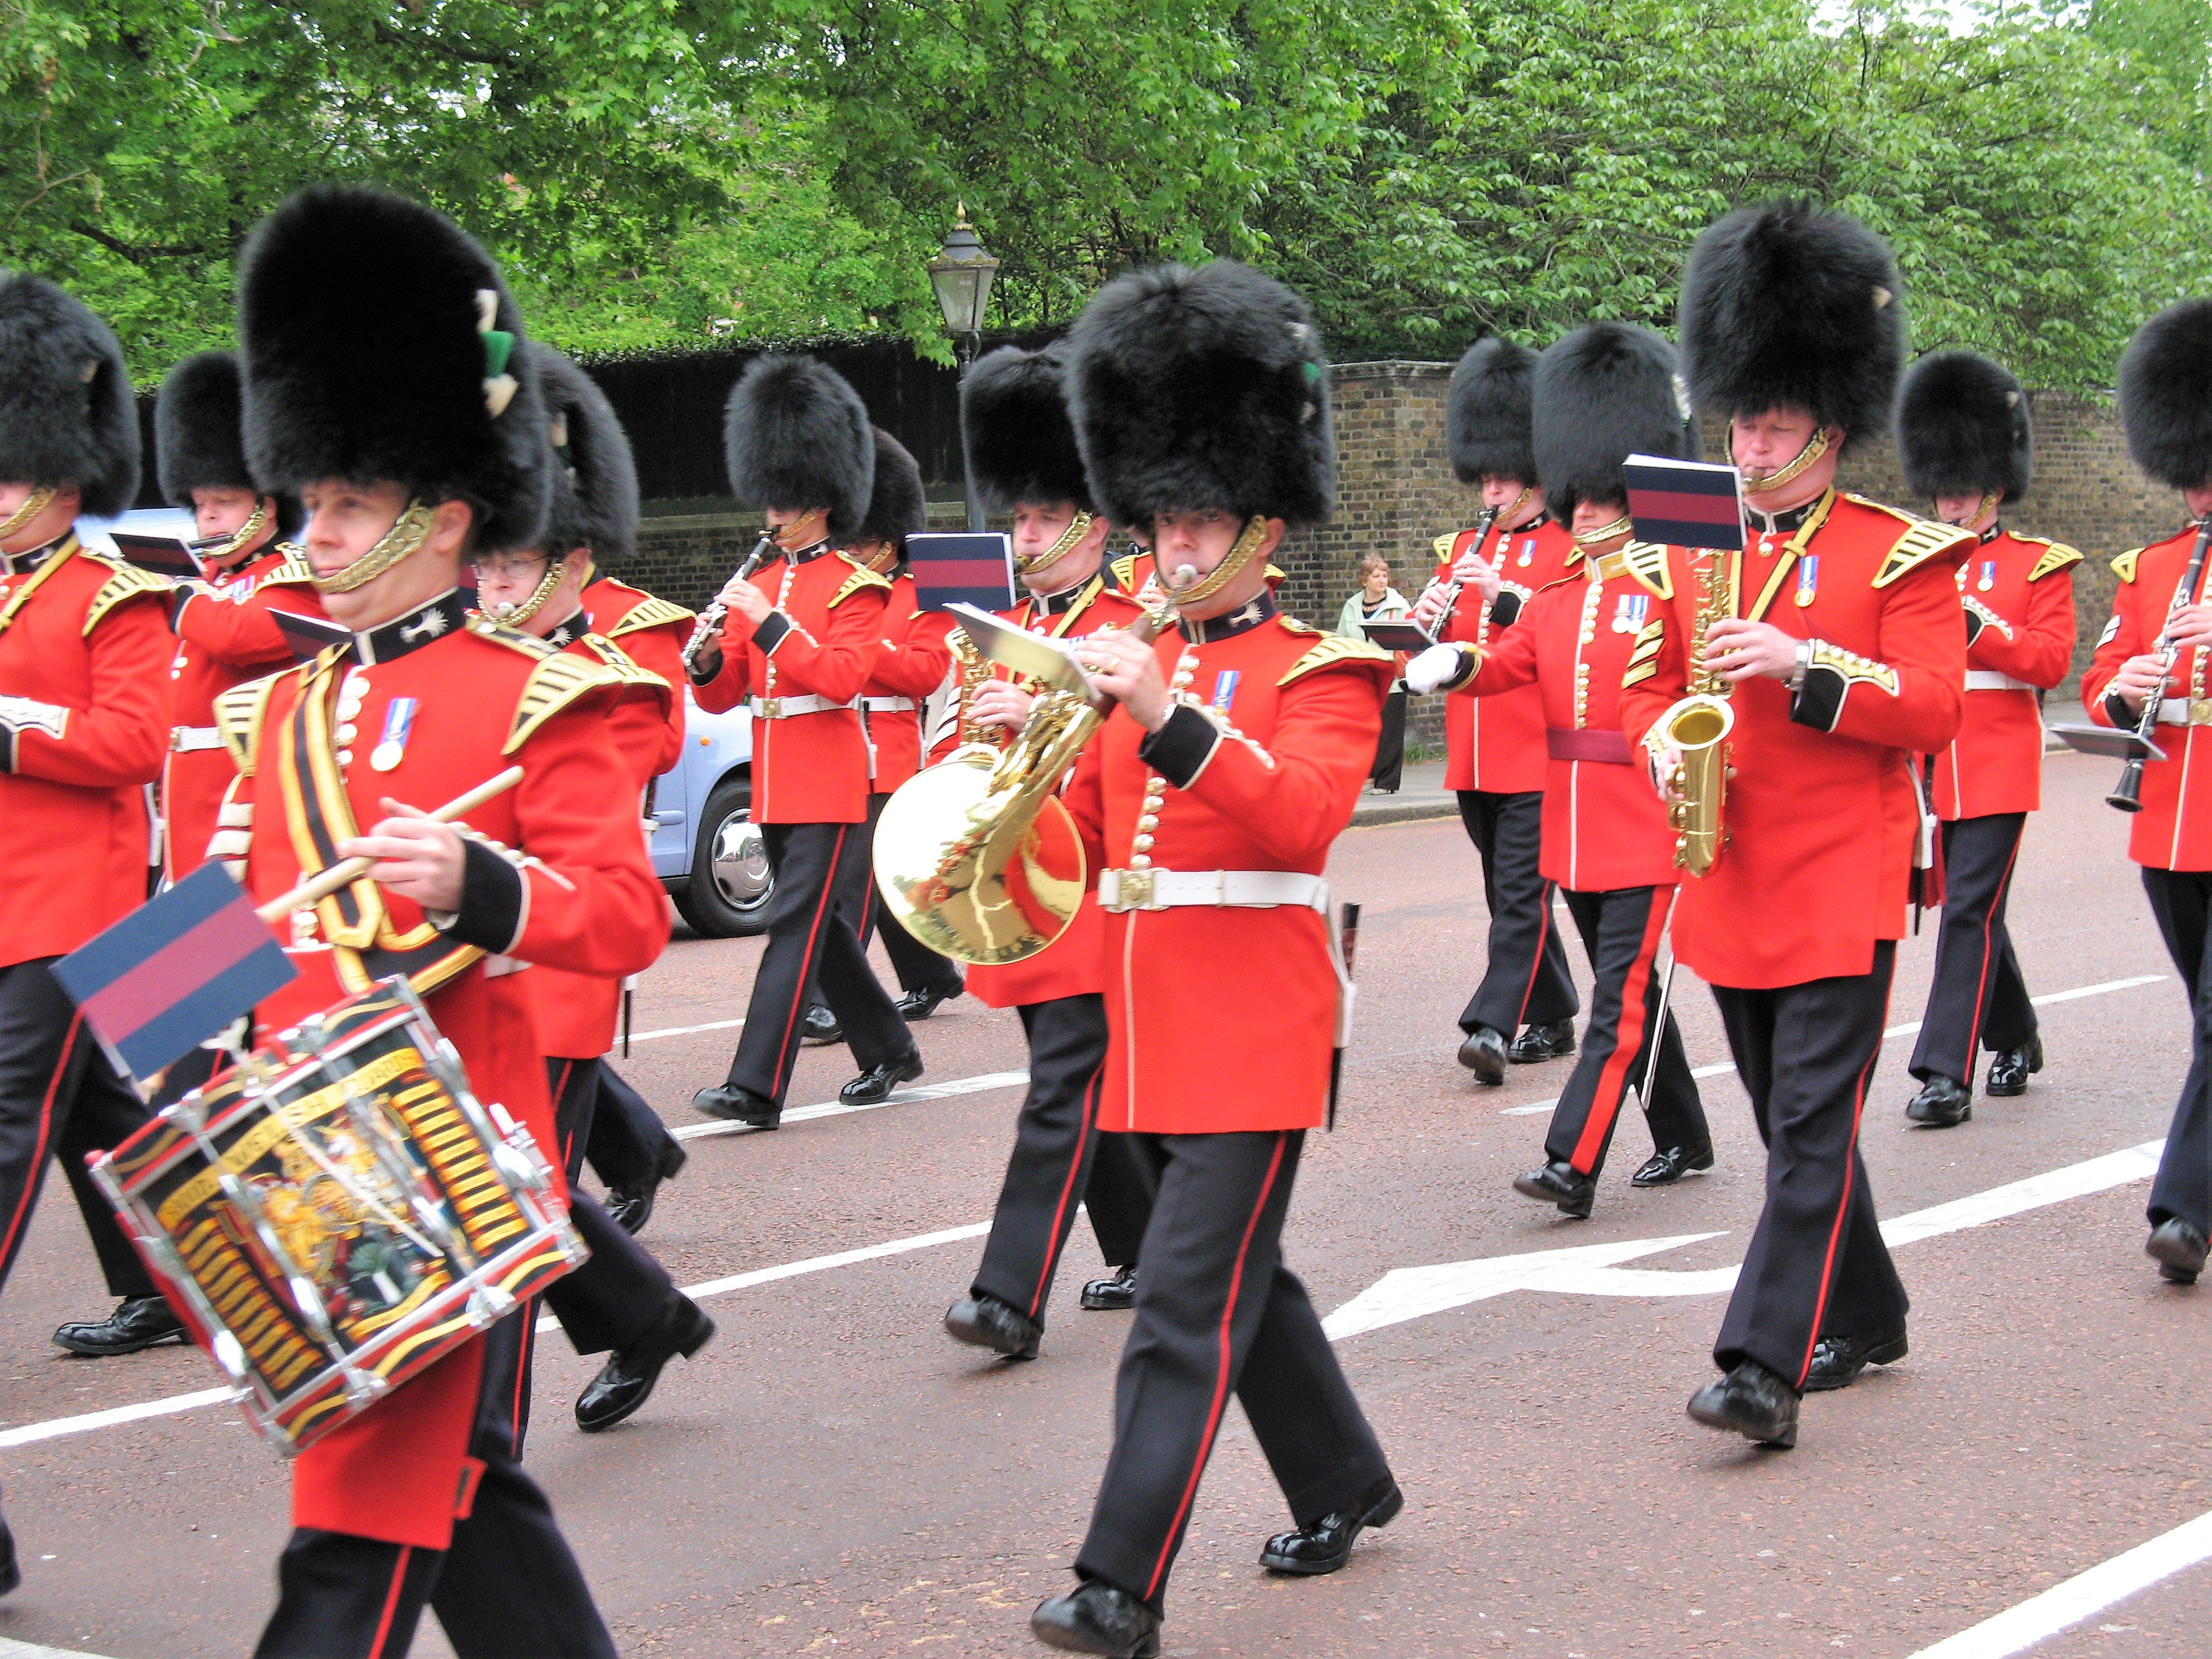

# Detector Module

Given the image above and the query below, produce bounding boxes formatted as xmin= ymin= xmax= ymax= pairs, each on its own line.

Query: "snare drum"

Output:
xmin=90 ymin=977 xmax=585 ymax=1453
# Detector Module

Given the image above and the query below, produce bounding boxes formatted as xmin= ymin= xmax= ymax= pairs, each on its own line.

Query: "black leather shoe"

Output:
xmin=1804 ymin=1322 xmax=1908 ymax=1392
xmin=1906 ymin=1073 xmax=1971 ymax=1127
xmin=575 ymin=1292 xmax=714 ymax=1432
xmin=1457 ymin=1025 xmax=1508 ymax=1085
xmin=1512 ymin=1159 xmax=1595 ymax=1219
xmin=1031 ymin=1580 xmax=1160 ymax=1658
xmin=1509 ymin=1019 xmax=1577 ymax=1064
xmin=840 ymin=1050 xmax=923 ymax=1105
xmin=2147 ymin=1217 xmax=2208 ymax=1285
xmin=1080 ymin=1264 xmax=1138 ymax=1311
xmin=52 ymin=1295 xmax=187 ymax=1357
xmin=1984 ymin=1035 xmax=2043 ymax=1097
xmin=691 ymin=1083 xmax=779 ymax=1129
xmin=944 ymin=1293 xmax=1042 ymax=1360
xmin=1259 ymin=1475 xmax=1403 ymax=1575
xmin=1687 ymin=1359 xmax=1800 ymax=1448
xmin=896 ymin=981 xmax=964 ymax=1021
xmin=800 ymin=1004 xmax=843 ymax=1046
xmin=605 ymin=1134 xmax=688 ymax=1236
xmin=1631 ymin=1141 xmax=1715 ymax=1187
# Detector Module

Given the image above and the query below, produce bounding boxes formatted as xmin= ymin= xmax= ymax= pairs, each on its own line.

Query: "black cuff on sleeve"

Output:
xmin=170 ymin=588 xmax=197 ymax=632
xmin=1963 ymin=608 xmax=1985 ymax=646
xmin=752 ymin=610 xmax=793 ymax=654
xmin=0 ymin=727 xmax=16 ymax=774
xmin=2103 ymin=691 xmax=2138 ymax=729
xmin=441 ymin=839 xmax=526 ymax=953
xmin=1136 ymin=703 xmax=1221 ymax=789
xmin=1790 ymin=666 xmax=1848 ymax=733
xmin=1490 ymin=591 xmax=1523 ymax=628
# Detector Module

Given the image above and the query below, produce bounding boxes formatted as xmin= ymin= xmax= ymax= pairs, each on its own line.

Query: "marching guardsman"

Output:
xmin=1895 ymin=352 xmax=2078 ymax=1127
xmin=1619 ymin=203 xmax=1969 ymax=1447
xmin=934 ymin=340 xmax=1155 ymax=1362
xmin=223 ymin=185 xmax=666 ymax=1656
xmin=155 ymin=350 xmax=325 ymax=883
xmin=1027 ymin=262 xmax=1400 ymax=1659
xmin=688 ymin=357 xmax=919 ymax=1127
xmin=1410 ymin=324 xmax=1712 ymax=1218
xmin=2083 ymin=298 xmax=2212 ymax=1287
xmin=801 ymin=427 xmax=963 ymax=1043
xmin=1410 ymin=338 xmax=1581 ymax=1083
xmin=0 ymin=270 xmax=173 ymax=1587
xmin=469 ymin=343 xmax=714 ymax=1437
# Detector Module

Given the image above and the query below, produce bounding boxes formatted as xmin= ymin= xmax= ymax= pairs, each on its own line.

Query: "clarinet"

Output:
xmin=680 ymin=533 xmax=777 ymax=673
xmin=2111 ymin=518 xmax=2212 ymax=812
xmin=1426 ymin=504 xmax=1500 ymax=640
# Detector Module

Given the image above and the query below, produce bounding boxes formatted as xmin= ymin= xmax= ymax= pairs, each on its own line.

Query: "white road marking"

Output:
xmin=0 ymin=1638 xmax=114 ymax=1658
xmin=672 ymin=1069 xmax=1029 ymax=1141
xmin=0 ymin=1386 xmax=235 ymax=1452
xmin=1498 ymin=974 xmax=2167 ymax=1117
xmin=1322 ymin=1140 xmax=2165 ymax=1339
xmin=621 ymin=1015 xmax=746 ymax=1044
xmin=1905 ymin=1507 xmax=2212 ymax=1659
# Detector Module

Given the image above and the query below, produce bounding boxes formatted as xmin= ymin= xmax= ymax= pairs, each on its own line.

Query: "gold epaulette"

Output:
xmin=1110 ymin=553 xmax=1140 ymax=591
xmin=1872 ymin=518 xmax=1975 ymax=589
xmin=829 ymin=554 xmax=894 ymax=607
xmin=581 ymin=633 xmax=674 ymax=694
xmin=606 ymin=594 xmax=694 ymax=637
xmin=504 ymin=649 xmax=639 ymax=754
xmin=256 ymin=548 xmax=317 ymax=588
xmin=1277 ymin=631 xmax=1394 ymax=688
xmin=1621 ymin=618 xmax=1667 ymax=688
xmin=1432 ymin=532 xmax=1460 ymax=563
xmin=466 ymin=614 xmax=560 ymax=659
xmin=79 ymin=555 xmax=173 ymax=635
xmin=1620 ymin=541 xmax=1674 ymax=601
xmin=1265 ymin=563 xmax=1287 ymax=585
xmin=2112 ymin=548 xmax=2142 ymax=583
xmin=213 ymin=672 xmax=285 ymax=776
xmin=2021 ymin=539 xmax=2085 ymax=583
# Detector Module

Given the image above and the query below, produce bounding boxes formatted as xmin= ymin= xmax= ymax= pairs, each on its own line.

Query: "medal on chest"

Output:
xmin=1794 ymin=554 xmax=1819 ymax=608
xmin=1612 ymin=592 xmax=1649 ymax=634
xmin=1977 ymin=559 xmax=1996 ymax=593
xmin=1211 ymin=669 xmax=1241 ymax=712
xmin=1516 ymin=536 xmax=1535 ymax=568
xmin=369 ymin=695 xmax=417 ymax=773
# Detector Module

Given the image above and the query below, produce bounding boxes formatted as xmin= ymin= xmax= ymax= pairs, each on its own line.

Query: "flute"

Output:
xmin=680 ymin=533 xmax=777 ymax=672
xmin=2110 ymin=518 xmax=2212 ymax=812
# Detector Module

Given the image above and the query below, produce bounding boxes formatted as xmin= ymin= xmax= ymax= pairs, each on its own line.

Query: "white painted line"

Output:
xmin=1504 ymin=1062 xmax=1732 ymax=1116
xmin=0 ymin=1638 xmax=120 ymax=1658
xmin=1879 ymin=1141 xmax=2162 ymax=1249
xmin=622 ymin=1015 xmax=746 ymax=1044
xmin=680 ymin=1221 xmax=991 ymax=1301
xmin=1905 ymin=1508 xmax=2212 ymax=1659
xmin=0 ymin=1386 xmax=235 ymax=1451
xmin=672 ymin=1069 xmax=1029 ymax=1141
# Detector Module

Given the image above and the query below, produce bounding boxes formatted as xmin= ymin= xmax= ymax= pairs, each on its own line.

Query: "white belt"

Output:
xmin=1098 ymin=868 xmax=1329 ymax=914
xmin=171 ymin=725 xmax=224 ymax=752
xmin=1963 ymin=671 xmax=2035 ymax=693
xmin=748 ymin=694 xmax=856 ymax=719
xmin=2156 ymin=697 xmax=2212 ymax=728
xmin=860 ymin=696 xmax=916 ymax=712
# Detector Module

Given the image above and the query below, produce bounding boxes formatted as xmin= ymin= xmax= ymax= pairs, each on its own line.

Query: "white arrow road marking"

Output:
xmin=1322 ymin=1140 xmax=2165 ymax=1340
xmin=1906 ymin=1507 xmax=2212 ymax=1659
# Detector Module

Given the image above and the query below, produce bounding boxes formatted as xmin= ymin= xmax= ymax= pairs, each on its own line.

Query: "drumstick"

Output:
xmin=253 ymin=766 xmax=526 ymax=923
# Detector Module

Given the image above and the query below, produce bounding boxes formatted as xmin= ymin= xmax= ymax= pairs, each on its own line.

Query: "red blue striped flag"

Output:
xmin=908 ymin=532 xmax=1017 ymax=612
xmin=1624 ymin=455 xmax=1745 ymax=551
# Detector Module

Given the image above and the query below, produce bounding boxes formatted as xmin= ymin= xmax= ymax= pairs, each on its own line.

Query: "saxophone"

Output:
xmin=1654 ymin=547 xmax=1735 ymax=876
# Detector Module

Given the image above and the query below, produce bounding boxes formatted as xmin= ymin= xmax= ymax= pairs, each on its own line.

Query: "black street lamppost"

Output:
xmin=927 ymin=204 xmax=1001 ymax=531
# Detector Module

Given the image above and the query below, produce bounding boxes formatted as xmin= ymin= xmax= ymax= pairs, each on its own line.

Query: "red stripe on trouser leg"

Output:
xmin=1960 ymin=830 xmax=2023 ymax=1074
xmin=1568 ymin=893 xmax=1671 ymax=1174
xmin=1514 ymin=881 xmax=1558 ymax=1024
xmin=0 ymin=1013 xmax=73 ymax=1276
xmin=1795 ymin=998 xmax=1890 ymax=1388
xmin=369 ymin=1544 xmax=414 ymax=1658
xmin=1027 ymin=1061 xmax=1105 ymax=1319
xmin=769 ymin=825 xmax=849 ymax=1093
xmin=1145 ymin=1133 xmax=1287 ymax=1604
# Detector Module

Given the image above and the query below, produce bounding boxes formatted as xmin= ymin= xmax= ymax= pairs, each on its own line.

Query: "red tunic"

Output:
xmin=2082 ymin=525 xmax=2212 ymax=870
xmin=584 ymin=576 xmax=692 ymax=780
xmin=1932 ymin=530 xmax=2078 ymax=819
xmin=0 ymin=537 xmax=170 ymax=967
xmin=164 ymin=543 xmax=326 ymax=879
xmin=1432 ymin=517 xmax=1580 ymax=793
xmin=691 ymin=548 xmax=890 ymax=823
xmin=1062 ymin=616 xmax=1392 ymax=1132
xmin=1460 ymin=547 xmax=1680 ymax=892
xmin=1618 ymin=492 xmax=1970 ymax=989
xmin=862 ymin=572 xmax=954 ymax=794
xmin=218 ymin=603 xmax=668 ymax=1549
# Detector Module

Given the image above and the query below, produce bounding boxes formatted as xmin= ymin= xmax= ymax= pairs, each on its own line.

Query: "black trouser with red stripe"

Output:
xmin=2139 ymin=868 xmax=2212 ymax=1236
xmin=1709 ymin=944 xmax=1910 ymax=1387
xmin=538 ymin=1057 xmax=678 ymax=1367
xmin=1076 ymin=1130 xmax=1390 ymax=1613
xmin=0 ymin=958 xmax=156 ymax=1301
xmin=1545 ymin=886 xmax=1705 ymax=1176
xmin=581 ymin=1062 xmax=679 ymax=1190
xmin=1084 ymin=1130 xmax=1155 ymax=1269
xmin=1455 ymin=790 xmax=1579 ymax=1036
xmin=1909 ymin=813 xmax=2037 ymax=1087
xmin=725 ymin=820 xmax=910 ymax=1106
xmin=807 ymin=793 xmax=964 ymax=1005
xmin=253 ymin=1315 xmax=615 ymax=1659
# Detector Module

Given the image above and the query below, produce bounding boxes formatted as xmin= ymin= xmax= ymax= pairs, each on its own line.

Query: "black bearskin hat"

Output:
xmin=1532 ymin=323 xmax=1697 ymax=521
xmin=238 ymin=186 xmax=551 ymax=551
xmin=155 ymin=351 xmax=255 ymax=506
xmin=1446 ymin=337 xmax=1539 ymax=485
xmin=1066 ymin=261 xmax=1333 ymax=529
xmin=857 ymin=427 xmax=927 ymax=551
xmin=722 ymin=355 xmax=874 ymax=544
xmin=0 ymin=270 xmax=138 ymax=518
xmin=1896 ymin=350 xmax=2032 ymax=503
xmin=2119 ymin=300 xmax=2212 ymax=491
xmin=529 ymin=344 xmax=638 ymax=564
xmin=1677 ymin=201 xmax=1906 ymax=452
xmin=961 ymin=342 xmax=1092 ymax=515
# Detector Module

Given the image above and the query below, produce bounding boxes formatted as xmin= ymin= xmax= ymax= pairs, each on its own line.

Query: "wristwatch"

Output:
xmin=1786 ymin=638 xmax=1814 ymax=691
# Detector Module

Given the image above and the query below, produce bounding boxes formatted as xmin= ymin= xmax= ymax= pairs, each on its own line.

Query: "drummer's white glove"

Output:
xmin=1406 ymin=643 xmax=1475 ymax=696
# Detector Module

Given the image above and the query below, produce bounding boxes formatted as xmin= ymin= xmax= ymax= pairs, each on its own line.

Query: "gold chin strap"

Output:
xmin=1500 ymin=485 xmax=1537 ymax=526
xmin=0 ymin=485 xmax=59 ymax=543
xmin=1742 ymin=426 xmax=1831 ymax=497
xmin=487 ymin=555 xmax=567 ymax=627
xmin=773 ymin=508 xmax=830 ymax=552
xmin=1164 ymin=515 xmax=1270 ymax=609
xmin=1017 ymin=509 xmax=1096 ymax=577
xmin=1572 ymin=512 xmax=1635 ymax=549
xmin=313 ymin=499 xmax=438 ymax=593
xmin=197 ymin=497 xmax=270 ymax=568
